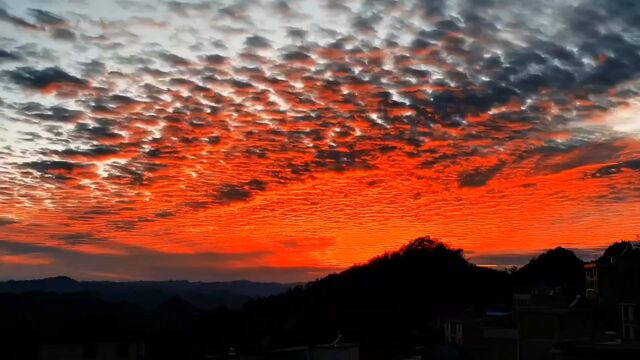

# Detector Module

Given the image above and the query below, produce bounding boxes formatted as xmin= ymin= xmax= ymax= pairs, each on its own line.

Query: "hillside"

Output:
xmin=512 ymin=246 xmax=586 ymax=298
xmin=198 ymin=237 xmax=513 ymax=358
xmin=0 ymin=276 xmax=292 ymax=310
xmin=0 ymin=237 xmax=606 ymax=360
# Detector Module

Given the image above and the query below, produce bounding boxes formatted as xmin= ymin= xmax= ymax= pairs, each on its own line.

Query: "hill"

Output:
xmin=197 ymin=237 xmax=513 ymax=358
xmin=512 ymin=246 xmax=586 ymax=298
xmin=0 ymin=276 xmax=292 ymax=310
xmin=0 ymin=236 xmax=609 ymax=360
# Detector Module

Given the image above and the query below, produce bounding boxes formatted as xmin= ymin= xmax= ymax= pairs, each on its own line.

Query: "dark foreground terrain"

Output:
xmin=2 ymin=237 xmax=639 ymax=360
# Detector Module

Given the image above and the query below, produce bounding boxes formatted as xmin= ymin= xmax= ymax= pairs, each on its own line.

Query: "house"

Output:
xmin=517 ymin=306 xmax=595 ymax=360
xmin=583 ymin=241 xmax=640 ymax=340
xmin=442 ymin=310 xmax=519 ymax=360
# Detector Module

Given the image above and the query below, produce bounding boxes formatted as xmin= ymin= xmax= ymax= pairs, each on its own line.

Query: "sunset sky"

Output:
xmin=1 ymin=0 xmax=639 ymax=282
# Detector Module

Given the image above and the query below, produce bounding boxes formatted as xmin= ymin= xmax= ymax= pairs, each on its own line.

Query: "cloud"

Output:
xmin=0 ymin=217 xmax=19 ymax=227
xmin=0 ymin=48 xmax=22 ymax=62
xmin=591 ymin=159 xmax=640 ymax=178
xmin=244 ymin=35 xmax=271 ymax=48
xmin=0 ymin=239 xmax=323 ymax=282
xmin=215 ymin=184 xmax=253 ymax=203
xmin=51 ymin=28 xmax=76 ymax=41
xmin=0 ymin=8 xmax=39 ymax=30
xmin=22 ymin=105 xmax=85 ymax=123
xmin=3 ymin=67 xmax=88 ymax=92
xmin=54 ymin=232 xmax=109 ymax=246
xmin=459 ymin=163 xmax=505 ymax=188
xmin=28 ymin=9 xmax=66 ymax=26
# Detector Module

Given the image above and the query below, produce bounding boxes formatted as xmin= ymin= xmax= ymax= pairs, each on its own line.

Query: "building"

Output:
xmin=583 ymin=241 xmax=640 ymax=340
xmin=442 ymin=310 xmax=519 ymax=360
xmin=517 ymin=306 xmax=595 ymax=360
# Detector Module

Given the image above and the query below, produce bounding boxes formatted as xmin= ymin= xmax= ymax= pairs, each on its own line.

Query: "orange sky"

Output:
xmin=1 ymin=0 xmax=640 ymax=281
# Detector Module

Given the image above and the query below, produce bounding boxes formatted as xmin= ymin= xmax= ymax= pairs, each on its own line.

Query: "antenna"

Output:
xmin=330 ymin=330 xmax=342 ymax=346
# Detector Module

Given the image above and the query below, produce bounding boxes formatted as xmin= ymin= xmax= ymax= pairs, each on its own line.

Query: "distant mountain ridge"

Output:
xmin=0 ymin=276 xmax=293 ymax=310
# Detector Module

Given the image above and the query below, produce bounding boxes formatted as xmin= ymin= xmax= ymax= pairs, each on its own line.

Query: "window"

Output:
xmin=624 ymin=326 xmax=636 ymax=340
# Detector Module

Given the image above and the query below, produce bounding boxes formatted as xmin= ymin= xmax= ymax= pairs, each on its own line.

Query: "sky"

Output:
xmin=0 ymin=0 xmax=639 ymax=282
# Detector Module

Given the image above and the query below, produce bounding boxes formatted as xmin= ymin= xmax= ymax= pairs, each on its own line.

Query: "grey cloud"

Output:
xmin=0 ymin=8 xmax=39 ymax=30
xmin=28 ymin=8 xmax=66 ymax=26
xmin=51 ymin=28 xmax=76 ymax=41
xmin=0 ymin=48 xmax=22 ymax=62
xmin=244 ymin=35 xmax=271 ymax=49
xmin=24 ymin=105 xmax=85 ymax=123
xmin=3 ymin=67 xmax=87 ymax=90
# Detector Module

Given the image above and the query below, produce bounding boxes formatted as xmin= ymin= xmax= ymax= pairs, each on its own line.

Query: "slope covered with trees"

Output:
xmin=198 ymin=237 xmax=513 ymax=358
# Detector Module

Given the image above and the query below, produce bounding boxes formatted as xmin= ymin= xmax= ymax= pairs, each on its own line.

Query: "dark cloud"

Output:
xmin=314 ymin=149 xmax=374 ymax=172
xmin=3 ymin=67 xmax=87 ymax=90
xmin=458 ymin=163 xmax=505 ymax=187
xmin=212 ymin=179 xmax=270 ymax=204
xmin=286 ymin=27 xmax=307 ymax=40
xmin=282 ymin=51 xmax=312 ymax=62
xmin=0 ymin=8 xmax=39 ymax=30
xmin=244 ymin=35 xmax=271 ymax=49
xmin=0 ymin=217 xmax=19 ymax=227
xmin=55 ymin=145 xmax=121 ymax=159
xmin=215 ymin=184 xmax=253 ymax=203
xmin=73 ymin=121 xmax=123 ymax=141
xmin=352 ymin=14 xmax=382 ymax=33
xmin=19 ymin=160 xmax=94 ymax=182
xmin=0 ymin=48 xmax=22 ymax=62
xmin=22 ymin=160 xmax=80 ymax=174
xmin=159 ymin=52 xmax=190 ymax=66
xmin=80 ymin=60 xmax=107 ymax=77
xmin=534 ymin=142 xmax=624 ymax=175
xmin=591 ymin=159 xmax=640 ymax=178
xmin=324 ymin=0 xmax=351 ymax=12
xmin=200 ymin=54 xmax=227 ymax=65
xmin=218 ymin=2 xmax=251 ymax=23
xmin=154 ymin=211 xmax=175 ymax=218
xmin=51 ymin=28 xmax=76 ymax=41
xmin=24 ymin=105 xmax=85 ymax=123
xmin=166 ymin=0 xmax=213 ymax=16
xmin=54 ymin=232 xmax=108 ymax=246
xmin=28 ymin=8 xmax=66 ymax=26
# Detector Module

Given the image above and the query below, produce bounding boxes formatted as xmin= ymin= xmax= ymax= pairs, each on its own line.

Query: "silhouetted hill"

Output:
xmin=0 ymin=292 xmax=147 ymax=342
xmin=512 ymin=247 xmax=585 ymax=298
xmin=0 ymin=277 xmax=292 ymax=310
xmin=199 ymin=237 xmax=512 ymax=358
xmin=0 ymin=237 xmax=631 ymax=360
xmin=600 ymin=241 xmax=640 ymax=262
